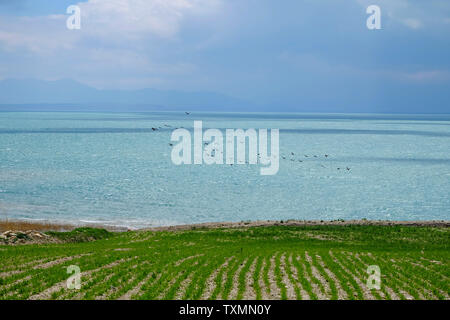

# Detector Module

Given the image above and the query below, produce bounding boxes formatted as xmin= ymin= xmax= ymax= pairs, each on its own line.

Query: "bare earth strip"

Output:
xmin=2 ymin=276 xmax=32 ymax=298
xmin=96 ymin=264 xmax=140 ymax=300
xmin=201 ymin=256 xmax=234 ymax=300
xmin=174 ymin=271 xmax=195 ymax=300
xmin=156 ymin=271 xmax=185 ymax=299
xmin=168 ymin=260 xmax=202 ymax=299
xmin=258 ymin=259 xmax=269 ymax=300
xmin=73 ymin=272 xmax=116 ymax=300
xmin=0 ymin=257 xmax=62 ymax=278
xmin=365 ymin=253 xmax=420 ymax=300
xmin=29 ymin=258 xmax=134 ymax=300
xmin=0 ymin=254 xmax=88 ymax=279
xmin=119 ymin=272 xmax=162 ymax=300
xmin=329 ymin=251 xmax=375 ymax=300
xmin=315 ymin=255 xmax=347 ymax=300
xmin=288 ymin=254 xmax=310 ymax=300
xmin=267 ymin=254 xmax=281 ymax=299
xmin=350 ymin=253 xmax=387 ymax=299
xmin=33 ymin=253 xmax=92 ymax=270
xmin=409 ymin=258 xmax=450 ymax=298
xmin=229 ymin=258 xmax=249 ymax=300
xmin=415 ymin=258 xmax=449 ymax=281
xmin=174 ymin=254 xmax=205 ymax=267
xmin=297 ymin=255 xmax=325 ymax=300
xmin=0 ymin=269 xmax=27 ymax=279
xmin=341 ymin=252 xmax=386 ymax=300
xmin=243 ymin=257 xmax=258 ymax=300
xmin=58 ymin=262 xmax=126 ymax=300
xmin=363 ymin=254 xmax=426 ymax=300
xmin=279 ymin=254 xmax=297 ymax=300
xmin=2 ymin=254 xmax=93 ymax=298
xmin=351 ymin=252 xmax=409 ymax=300
xmin=363 ymin=253 xmax=400 ymax=300
xmin=305 ymin=252 xmax=331 ymax=299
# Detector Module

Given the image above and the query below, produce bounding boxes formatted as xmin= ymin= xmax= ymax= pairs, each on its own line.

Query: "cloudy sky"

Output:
xmin=0 ymin=0 xmax=449 ymax=112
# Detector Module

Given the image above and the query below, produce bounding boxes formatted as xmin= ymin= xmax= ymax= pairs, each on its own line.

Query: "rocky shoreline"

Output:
xmin=1 ymin=218 xmax=449 ymax=234
xmin=0 ymin=219 xmax=449 ymax=245
xmin=0 ymin=229 xmax=59 ymax=245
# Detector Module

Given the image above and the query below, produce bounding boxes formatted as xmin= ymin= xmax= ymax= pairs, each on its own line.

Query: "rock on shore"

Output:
xmin=0 ymin=230 xmax=55 ymax=244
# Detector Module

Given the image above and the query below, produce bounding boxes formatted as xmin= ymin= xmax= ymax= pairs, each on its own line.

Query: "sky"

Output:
xmin=0 ymin=0 xmax=449 ymax=113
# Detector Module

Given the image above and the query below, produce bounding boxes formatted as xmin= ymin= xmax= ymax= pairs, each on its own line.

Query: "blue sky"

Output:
xmin=0 ymin=0 xmax=449 ymax=113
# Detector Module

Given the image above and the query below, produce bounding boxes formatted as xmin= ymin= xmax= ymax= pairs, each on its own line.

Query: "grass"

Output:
xmin=0 ymin=225 xmax=448 ymax=300
xmin=45 ymin=227 xmax=113 ymax=243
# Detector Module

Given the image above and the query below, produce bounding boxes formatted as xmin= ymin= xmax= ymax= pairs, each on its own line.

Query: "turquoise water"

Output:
xmin=0 ymin=112 xmax=449 ymax=228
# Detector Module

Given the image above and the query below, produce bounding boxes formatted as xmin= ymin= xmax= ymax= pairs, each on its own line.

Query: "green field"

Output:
xmin=0 ymin=225 xmax=448 ymax=300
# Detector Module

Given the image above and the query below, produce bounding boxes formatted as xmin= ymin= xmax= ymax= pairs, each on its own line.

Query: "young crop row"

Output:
xmin=0 ymin=226 xmax=448 ymax=300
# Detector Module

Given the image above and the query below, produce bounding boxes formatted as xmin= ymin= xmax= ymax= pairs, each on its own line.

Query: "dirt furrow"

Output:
xmin=329 ymin=251 xmax=375 ymax=300
xmin=288 ymin=254 xmax=310 ymax=300
xmin=305 ymin=252 xmax=331 ymax=299
xmin=279 ymin=254 xmax=297 ymax=300
xmin=297 ymin=255 xmax=326 ymax=300
xmin=29 ymin=258 xmax=134 ymax=300
xmin=200 ymin=256 xmax=234 ymax=300
xmin=315 ymin=255 xmax=347 ymax=300
xmin=95 ymin=264 xmax=140 ymax=300
xmin=243 ymin=257 xmax=258 ymax=300
xmin=119 ymin=272 xmax=161 ymax=300
xmin=258 ymin=258 xmax=270 ymax=300
xmin=267 ymin=254 xmax=281 ymax=299
xmin=362 ymin=253 xmax=425 ymax=300
xmin=33 ymin=254 xmax=93 ymax=270
xmin=174 ymin=254 xmax=205 ymax=267
xmin=229 ymin=258 xmax=249 ymax=300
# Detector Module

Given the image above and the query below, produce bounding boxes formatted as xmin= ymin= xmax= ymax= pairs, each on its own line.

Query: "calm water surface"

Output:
xmin=0 ymin=112 xmax=449 ymax=228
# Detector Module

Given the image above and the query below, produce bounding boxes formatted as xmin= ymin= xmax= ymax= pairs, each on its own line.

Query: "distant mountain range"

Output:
xmin=0 ymin=78 xmax=253 ymax=111
xmin=1 ymin=78 xmax=449 ymax=114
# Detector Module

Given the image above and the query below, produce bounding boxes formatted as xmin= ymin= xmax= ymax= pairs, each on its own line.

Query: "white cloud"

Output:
xmin=78 ymin=0 xmax=222 ymax=38
xmin=0 ymin=0 xmax=223 ymax=53
xmin=399 ymin=70 xmax=450 ymax=82
xmin=400 ymin=18 xmax=423 ymax=29
xmin=0 ymin=0 xmax=222 ymax=88
xmin=0 ymin=15 xmax=76 ymax=54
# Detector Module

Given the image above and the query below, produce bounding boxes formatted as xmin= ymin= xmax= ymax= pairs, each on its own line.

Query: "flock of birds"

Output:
xmin=160 ymin=112 xmax=351 ymax=171
xmin=150 ymin=112 xmax=191 ymax=132
xmin=280 ymin=152 xmax=351 ymax=171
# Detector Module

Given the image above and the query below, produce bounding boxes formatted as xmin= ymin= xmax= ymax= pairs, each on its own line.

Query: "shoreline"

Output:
xmin=1 ymin=218 xmax=449 ymax=233
xmin=0 ymin=219 xmax=128 ymax=233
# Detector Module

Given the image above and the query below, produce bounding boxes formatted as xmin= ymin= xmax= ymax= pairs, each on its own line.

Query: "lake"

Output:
xmin=0 ymin=111 xmax=449 ymax=228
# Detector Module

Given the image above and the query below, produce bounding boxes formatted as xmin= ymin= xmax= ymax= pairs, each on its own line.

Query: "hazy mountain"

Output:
xmin=0 ymin=78 xmax=254 ymax=111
